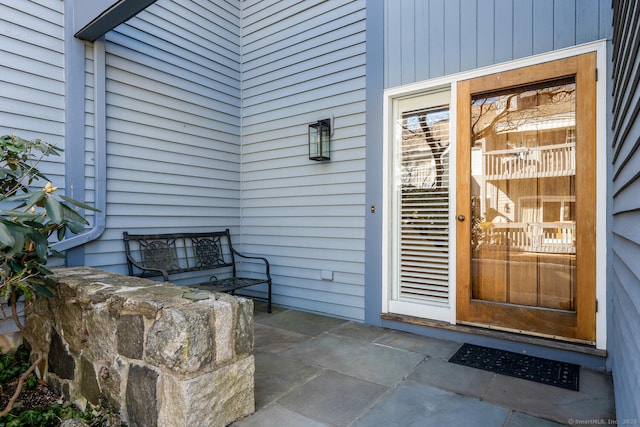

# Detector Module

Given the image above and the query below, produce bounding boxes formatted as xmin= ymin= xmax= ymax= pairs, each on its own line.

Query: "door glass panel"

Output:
xmin=470 ymin=79 xmax=576 ymax=311
xmin=396 ymin=106 xmax=450 ymax=304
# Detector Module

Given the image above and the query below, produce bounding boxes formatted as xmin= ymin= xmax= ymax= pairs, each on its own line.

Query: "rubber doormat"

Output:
xmin=449 ymin=343 xmax=579 ymax=391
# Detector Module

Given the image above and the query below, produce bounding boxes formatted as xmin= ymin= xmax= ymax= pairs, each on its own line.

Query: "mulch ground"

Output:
xmin=0 ymin=378 xmax=63 ymax=412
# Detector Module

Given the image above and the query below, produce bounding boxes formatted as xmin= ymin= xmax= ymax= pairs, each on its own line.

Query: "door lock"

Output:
xmin=457 ymin=215 xmax=466 ymax=222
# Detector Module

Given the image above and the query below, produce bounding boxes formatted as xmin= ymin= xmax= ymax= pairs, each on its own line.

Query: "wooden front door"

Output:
xmin=456 ymin=54 xmax=597 ymax=343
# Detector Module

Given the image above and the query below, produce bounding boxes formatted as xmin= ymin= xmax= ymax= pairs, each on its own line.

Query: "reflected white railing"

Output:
xmin=484 ymin=142 xmax=576 ymax=179
xmin=483 ymin=222 xmax=576 ymax=254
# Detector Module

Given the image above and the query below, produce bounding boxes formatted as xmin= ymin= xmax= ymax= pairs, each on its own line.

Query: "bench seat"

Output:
xmin=123 ymin=229 xmax=272 ymax=312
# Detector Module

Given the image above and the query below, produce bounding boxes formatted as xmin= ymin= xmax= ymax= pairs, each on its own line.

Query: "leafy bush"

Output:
xmin=0 ymin=347 xmax=31 ymax=386
xmin=0 ymin=134 xmax=98 ymax=417
xmin=0 ymin=134 xmax=95 ymax=303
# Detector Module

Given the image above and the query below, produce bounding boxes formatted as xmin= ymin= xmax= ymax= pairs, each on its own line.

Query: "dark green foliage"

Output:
xmin=0 ymin=347 xmax=30 ymax=385
xmin=0 ymin=134 xmax=98 ymax=304
xmin=0 ymin=347 xmax=113 ymax=427
xmin=0 ymin=403 xmax=112 ymax=427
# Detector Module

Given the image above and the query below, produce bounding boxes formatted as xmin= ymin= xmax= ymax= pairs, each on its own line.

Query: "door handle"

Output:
xmin=457 ymin=215 xmax=466 ymax=222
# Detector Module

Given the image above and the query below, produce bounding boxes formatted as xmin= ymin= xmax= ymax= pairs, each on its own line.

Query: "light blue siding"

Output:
xmin=241 ymin=0 xmax=367 ymax=321
xmin=428 ymin=0 xmax=446 ymax=77
xmin=401 ymin=0 xmax=416 ymax=83
xmin=443 ymin=1 xmax=461 ymax=75
xmin=610 ymin=0 xmax=640 ymax=420
xmin=384 ymin=0 xmax=611 ymax=88
xmin=384 ymin=1 xmax=402 ymax=86
xmin=513 ymin=0 xmax=533 ymax=58
xmin=532 ymin=0 xmax=554 ymax=54
xmin=494 ymin=0 xmax=513 ymax=64
xmin=576 ymin=0 xmax=601 ymax=44
xmin=0 ymin=0 xmax=66 ymax=183
xmin=553 ymin=0 xmax=576 ymax=49
xmin=0 ymin=0 xmax=71 ymax=266
xmin=82 ymin=0 xmax=243 ymax=273
xmin=476 ymin=0 xmax=495 ymax=67
xmin=459 ymin=1 xmax=478 ymax=72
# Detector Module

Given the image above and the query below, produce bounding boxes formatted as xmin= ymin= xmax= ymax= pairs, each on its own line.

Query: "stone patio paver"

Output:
xmin=254 ymin=322 xmax=311 ymax=354
xmin=234 ymin=404 xmax=329 ymax=427
xmin=330 ymin=321 xmax=390 ymax=342
xmin=232 ymin=304 xmax=616 ymax=427
xmin=407 ymin=356 xmax=495 ymax=397
xmin=285 ymin=333 xmax=425 ymax=386
xmin=278 ymin=370 xmax=388 ymax=426
xmin=257 ymin=309 xmax=348 ymax=336
xmin=253 ymin=351 xmax=324 ymax=409
xmin=375 ymin=329 xmax=462 ymax=359
xmin=351 ymin=381 xmax=510 ymax=427
xmin=484 ymin=367 xmax=616 ymax=424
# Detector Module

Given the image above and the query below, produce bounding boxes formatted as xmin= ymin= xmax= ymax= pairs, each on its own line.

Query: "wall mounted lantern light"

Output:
xmin=309 ymin=118 xmax=331 ymax=161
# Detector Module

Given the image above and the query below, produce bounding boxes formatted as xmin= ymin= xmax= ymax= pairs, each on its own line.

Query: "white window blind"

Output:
xmin=396 ymin=106 xmax=450 ymax=305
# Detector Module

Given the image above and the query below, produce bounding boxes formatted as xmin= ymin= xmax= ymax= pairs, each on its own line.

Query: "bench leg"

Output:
xmin=267 ymin=280 xmax=272 ymax=313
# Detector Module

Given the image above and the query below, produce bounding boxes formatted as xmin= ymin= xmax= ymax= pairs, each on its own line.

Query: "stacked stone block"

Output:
xmin=26 ymin=267 xmax=254 ymax=427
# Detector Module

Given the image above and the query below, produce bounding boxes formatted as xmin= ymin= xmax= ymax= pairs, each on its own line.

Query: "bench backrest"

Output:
xmin=123 ymin=230 xmax=237 ymax=278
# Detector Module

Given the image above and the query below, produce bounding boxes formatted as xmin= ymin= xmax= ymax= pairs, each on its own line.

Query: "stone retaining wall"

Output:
xmin=26 ymin=267 xmax=255 ymax=427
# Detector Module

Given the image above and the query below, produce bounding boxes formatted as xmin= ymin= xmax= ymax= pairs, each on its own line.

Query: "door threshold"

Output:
xmin=380 ymin=312 xmax=606 ymax=358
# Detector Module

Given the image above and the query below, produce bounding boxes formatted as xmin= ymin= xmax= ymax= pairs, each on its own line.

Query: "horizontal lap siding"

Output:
xmin=611 ymin=0 xmax=640 ymax=420
xmin=0 ymin=0 xmax=65 ymax=184
xmin=241 ymin=0 xmax=367 ymax=320
xmin=84 ymin=0 xmax=242 ymax=273
xmin=384 ymin=0 xmax=611 ymax=87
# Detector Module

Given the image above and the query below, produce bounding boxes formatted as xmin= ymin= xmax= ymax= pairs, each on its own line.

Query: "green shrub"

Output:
xmin=0 ymin=134 xmax=98 ymax=418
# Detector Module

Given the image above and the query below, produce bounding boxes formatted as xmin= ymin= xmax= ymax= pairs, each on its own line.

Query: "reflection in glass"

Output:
xmin=470 ymin=80 xmax=576 ymax=311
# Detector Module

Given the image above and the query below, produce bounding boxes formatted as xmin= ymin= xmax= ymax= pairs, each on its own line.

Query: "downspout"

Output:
xmin=52 ymin=38 xmax=107 ymax=252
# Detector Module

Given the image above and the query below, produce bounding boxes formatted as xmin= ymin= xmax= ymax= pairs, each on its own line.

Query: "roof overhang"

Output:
xmin=74 ymin=0 xmax=158 ymax=41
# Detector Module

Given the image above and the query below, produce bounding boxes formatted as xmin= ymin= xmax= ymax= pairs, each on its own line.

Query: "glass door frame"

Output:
xmin=455 ymin=53 xmax=597 ymax=343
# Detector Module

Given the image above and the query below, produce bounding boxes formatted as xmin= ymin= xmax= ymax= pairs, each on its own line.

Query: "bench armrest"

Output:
xmin=124 ymin=253 xmax=170 ymax=281
xmin=230 ymin=248 xmax=272 ymax=282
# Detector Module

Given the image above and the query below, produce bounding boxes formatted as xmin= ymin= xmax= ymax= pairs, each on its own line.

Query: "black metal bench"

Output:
xmin=123 ymin=229 xmax=272 ymax=312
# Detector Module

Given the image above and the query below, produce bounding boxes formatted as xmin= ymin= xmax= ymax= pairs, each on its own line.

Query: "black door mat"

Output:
xmin=448 ymin=343 xmax=579 ymax=391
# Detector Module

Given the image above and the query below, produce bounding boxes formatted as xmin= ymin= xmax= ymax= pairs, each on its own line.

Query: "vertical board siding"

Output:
xmin=532 ymin=0 xmax=555 ymax=54
xmin=576 ymin=0 xmax=601 ymax=44
xmin=553 ymin=0 xmax=576 ymax=49
xmin=494 ymin=0 xmax=514 ymax=63
xmin=241 ymin=0 xmax=367 ymax=320
xmin=443 ymin=1 xmax=461 ymax=75
xmin=459 ymin=1 xmax=478 ymax=72
xmin=428 ymin=0 xmax=446 ymax=77
xmin=384 ymin=0 xmax=610 ymax=88
xmin=83 ymin=0 xmax=243 ymax=273
xmin=476 ymin=0 xmax=495 ymax=68
xmin=611 ymin=0 xmax=640 ymax=420
xmin=0 ymin=0 xmax=65 ymax=183
xmin=513 ymin=0 xmax=534 ymax=58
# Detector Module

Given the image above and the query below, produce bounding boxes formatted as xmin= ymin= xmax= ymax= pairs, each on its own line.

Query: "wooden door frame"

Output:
xmin=455 ymin=53 xmax=597 ymax=343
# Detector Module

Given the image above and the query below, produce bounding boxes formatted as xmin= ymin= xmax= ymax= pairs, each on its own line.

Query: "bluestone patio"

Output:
xmin=234 ymin=303 xmax=615 ymax=427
